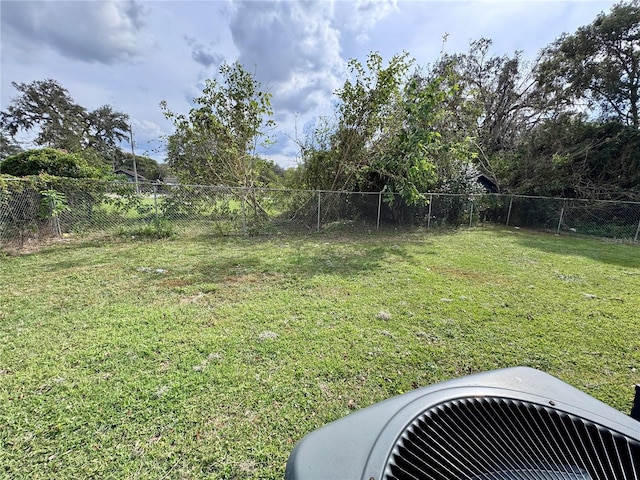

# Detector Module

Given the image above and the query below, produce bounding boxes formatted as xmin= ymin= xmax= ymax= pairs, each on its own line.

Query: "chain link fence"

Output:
xmin=1 ymin=177 xmax=639 ymax=248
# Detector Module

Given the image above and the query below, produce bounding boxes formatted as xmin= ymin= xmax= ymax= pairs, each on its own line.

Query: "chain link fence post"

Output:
xmin=241 ymin=189 xmax=247 ymax=236
xmin=317 ymin=191 xmax=321 ymax=233
xmin=557 ymin=201 xmax=566 ymax=235
xmin=377 ymin=191 xmax=382 ymax=231
xmin=153 ymin=182 xmax=159 ymax=224
xmin=506 ymin=196 xmax=513 ymax=226
xmin=50 ymin=196 xmax=61 ymax=238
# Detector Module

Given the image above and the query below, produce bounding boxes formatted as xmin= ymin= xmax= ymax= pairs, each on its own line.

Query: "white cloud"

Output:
xmin=184 ymin=36 xmax=225 ymax=68
xmin=132 ymin=119 xmax=166 ymax=142
xmin=0 ymin=0 xmax=155 ymax=64
xmin=227 ymin=0 xmax=401 ymax=116
xmin=229 ymin=0 xmax=345 ymax=116
xmin=340 ymin=0 xmax=399 ymax=42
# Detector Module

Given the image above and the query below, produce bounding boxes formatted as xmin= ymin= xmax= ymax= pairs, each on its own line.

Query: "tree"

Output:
xmin=300 ymin=52 xmax=413 ymax=194
xmin=299 ymin=51 xmax=479 ymax=205
xmin=253 ymin=158 xmax=285 ymax=187
xmin=1 ymin=79 xmax=85 ymax=151
xmin=379 ymin=73 xmax=478 ymax=199
xmin=429 ymin=39 xmax=544 ymax=190
xmin=297 ymin=115 xmax=339 ymax=190
xmin=0 ymin=148 xmax=107 ymax=179
xmin=84 ymin=105 xmax=131 ymax=163
xmin=507 ymin=116 xmax=640 ymax=199
xmin=113 ymin=151 xmax=166 ymax=181
xmin=371 ymin=73 xmax=459 ymax=204
xmin=537 ymin=0 xmax=640 ymax=127
xmin=503 ymin=1 xmax=640 ymax=199
xmin=331 ymin=52 xmax=412 ymax=193
xmin=161 ymin=62 xmax=274 ymax=188
xmin=0 ymin=79 xmax=130 ymax=162
xmin=0 ymin=128 xmax=22 ymax=160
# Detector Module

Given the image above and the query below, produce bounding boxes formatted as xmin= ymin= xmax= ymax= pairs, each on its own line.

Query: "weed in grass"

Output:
xmin=117 ymin=219 xmax=176 ymax=239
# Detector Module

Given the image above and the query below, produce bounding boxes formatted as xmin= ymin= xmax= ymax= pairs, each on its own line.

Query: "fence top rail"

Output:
xmin=2 ymin=176 xmax=639 ymax=205
xmin=481 ymin=193 xmax=640 ymax=205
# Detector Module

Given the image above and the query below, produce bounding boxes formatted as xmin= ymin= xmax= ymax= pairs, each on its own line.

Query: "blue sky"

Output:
xmin=1 ymin=0 xmax=618 ymax=168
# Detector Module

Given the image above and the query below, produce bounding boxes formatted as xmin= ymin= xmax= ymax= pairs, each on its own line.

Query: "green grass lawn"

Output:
xmin=1 ymin=226 xmax=639 ymax=479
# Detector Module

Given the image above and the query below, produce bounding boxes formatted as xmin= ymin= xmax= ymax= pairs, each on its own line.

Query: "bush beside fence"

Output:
xmin=1 ymin=177 xmax=639 ymax=247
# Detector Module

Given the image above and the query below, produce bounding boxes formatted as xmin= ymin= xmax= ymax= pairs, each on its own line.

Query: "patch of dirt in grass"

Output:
xmin=0 ymin=234 xmax=80 ymax=255
xmin=161 ymin=278 xmax=194 ymax=288
xmin=179 ymin=293 xmax=205 ymax=304
xmin=193 ymin=352 xmax=222 ymax=371
xmin=222 ymin=272 xmax=263 ymax=285
xmin=416 ymin=331 xmax=441 ymax=344
xmin=257 ymin=331 xmax=279 ymax=341
xmin=237 ymin=460 xmax=257 ymax=474
xmin=221 ymin=272 xmax=284 ymax=286
xmin=203 ymin=413 xmax=234 ymax=433
xmin=430 ymin=265 xmax=491 ymax=281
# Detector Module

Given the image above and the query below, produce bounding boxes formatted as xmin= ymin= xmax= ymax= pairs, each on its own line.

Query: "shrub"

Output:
xmin=117 ymin=220 xmax=176 ymax=239
xmin=0 ymin=148 xmax=107 ymax=178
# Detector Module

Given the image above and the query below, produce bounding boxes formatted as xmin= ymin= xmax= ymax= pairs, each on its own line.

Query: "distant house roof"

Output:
xmin=114 ymin=168 xmax=147 ymax=182
xmin=477 ymin=174 xmax=498 ymax=193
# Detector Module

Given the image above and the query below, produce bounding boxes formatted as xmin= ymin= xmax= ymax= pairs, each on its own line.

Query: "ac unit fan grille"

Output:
xmin=384 ymin=396 xmax=640 ymax=480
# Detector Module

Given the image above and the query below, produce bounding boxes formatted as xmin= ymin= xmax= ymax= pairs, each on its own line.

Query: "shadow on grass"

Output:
xmin=494 ymin=227 xmax=640 ymax=268
xmin=189 ymin=231 xmax=437 ymax=283
xmin=7 ymin=233 xmax=165 ymax=271
xmin=6 ymin=226 xmax=441 ymax=278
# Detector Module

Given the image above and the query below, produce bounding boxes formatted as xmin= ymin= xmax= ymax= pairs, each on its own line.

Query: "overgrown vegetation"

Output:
xmin=3 ymin=175 xmax=640 ymax=250
xmin=0 ymin=79 xmax=166 ymax=180
xmin=1 ymin=2 xmax=638 ymax=204
xmin=0 ymin=148 xmax=109 ymax=179
xmin=1 ymin=227 xmax=639 ymax=478
xmin=277 ymin=1 xmax=639 ymax=205
xmin=116 ymin=219 xmax=177 ymax=239
xmin=0 ymin=79 xmax=129 ymax=164
xmin=161 ymin=61 xmax=275 ymax=189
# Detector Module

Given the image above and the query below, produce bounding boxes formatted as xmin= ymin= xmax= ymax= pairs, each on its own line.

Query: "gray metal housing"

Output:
xmin=285 ymin=367 xmax=640 ymax=480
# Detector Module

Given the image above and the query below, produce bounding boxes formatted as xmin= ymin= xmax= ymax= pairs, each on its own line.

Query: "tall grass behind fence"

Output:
xmin=1 ymin=177 xmax=639 ymax=247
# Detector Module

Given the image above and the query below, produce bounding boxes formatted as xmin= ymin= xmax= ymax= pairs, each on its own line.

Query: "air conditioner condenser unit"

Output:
xmin=285 ymin=367 xmax=640 ymax=480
